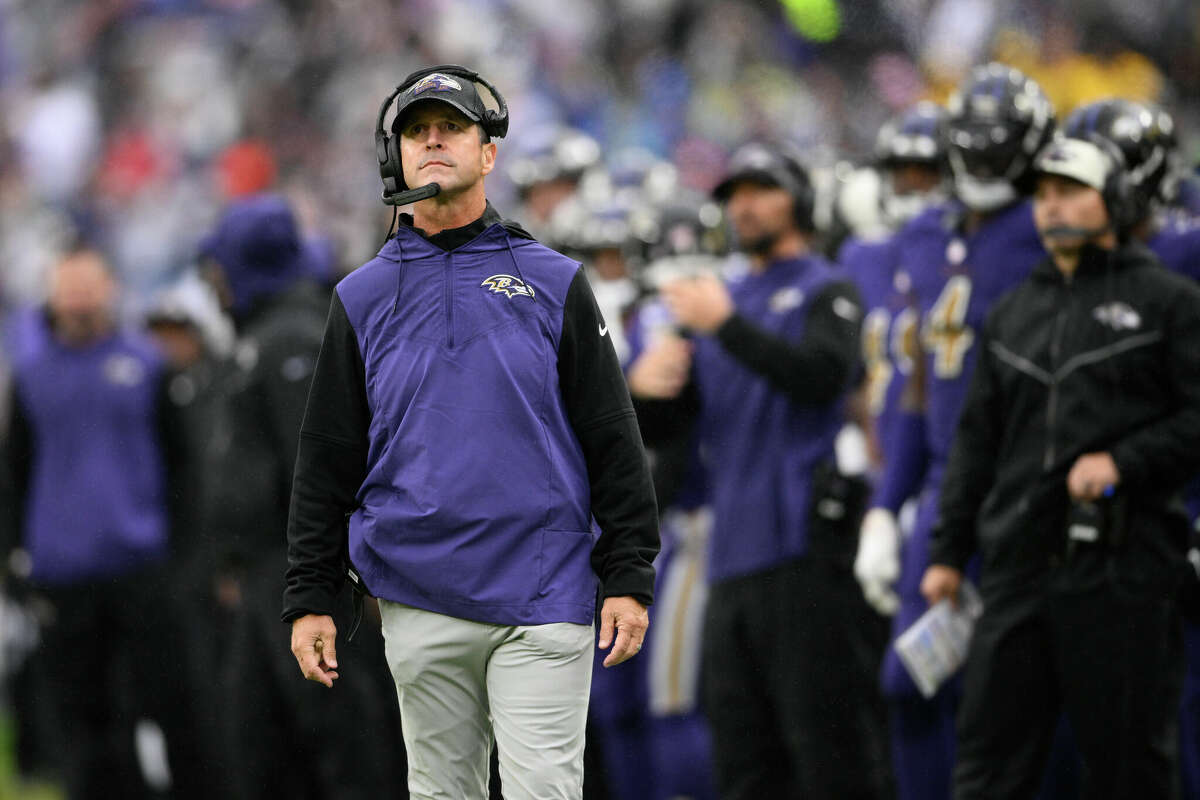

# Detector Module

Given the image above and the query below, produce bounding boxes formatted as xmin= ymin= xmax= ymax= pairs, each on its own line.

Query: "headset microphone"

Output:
xmin=382 ymin=182 xmax=441 ymax=207
xmin=1041 ymin=223 xmax=1112 ymax=240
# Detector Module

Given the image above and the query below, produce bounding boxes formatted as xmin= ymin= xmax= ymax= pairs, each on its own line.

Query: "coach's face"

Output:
xmin=1033 ymin=173 xmax=1110 ymax=255
xmin=399 ymin=103 xmax=497 ymax=198
xmin=724 ymin=180 xmax=795 ymax=254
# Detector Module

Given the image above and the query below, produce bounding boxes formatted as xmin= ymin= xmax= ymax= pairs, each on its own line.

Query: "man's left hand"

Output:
xmin=1067 ymin=451 xmax=1121 ymax=501
xmin=661 ymin=274 xmax=734 ymax=333
xmin=597 ymin=595 xmax=649 ymax=668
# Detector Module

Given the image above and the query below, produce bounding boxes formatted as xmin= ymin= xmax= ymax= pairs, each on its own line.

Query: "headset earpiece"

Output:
xmin=384 ymin=134 xmax=405 ymax=194
xmin=376 ymin=127 xmax=404 ymax=196
xmin=473 ymin=83 xmax=510 ymax=139
xmin=1087 ymin=135 xmax=1136 ymax=235
xmin=780 ymin=152 xmax=815 ymax=232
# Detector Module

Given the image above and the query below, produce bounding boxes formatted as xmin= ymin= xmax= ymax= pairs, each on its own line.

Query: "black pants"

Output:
xmin=702 ymin=557 xmax=891 ymax=799
xmin=171 ymin=557 xmax=242 ymax=799
xmin=224 ymin=552 xmax=408 ymax=800
xmin=953 ymin=583 xmax=1183 ymax=799
xmin=35 ymin=564 xmax=184 ymax=800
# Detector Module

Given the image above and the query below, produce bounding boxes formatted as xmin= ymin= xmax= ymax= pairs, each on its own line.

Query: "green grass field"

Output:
xmin=0 ymin=714 xmax=62 ymax=800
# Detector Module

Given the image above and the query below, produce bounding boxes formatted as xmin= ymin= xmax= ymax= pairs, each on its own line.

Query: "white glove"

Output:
xmin=854 ymin=508 xmax=901 ymax=616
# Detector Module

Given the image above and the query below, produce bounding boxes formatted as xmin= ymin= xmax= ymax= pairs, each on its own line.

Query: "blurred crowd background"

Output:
xmin=3 ymin=0 xmax=1200 ymax=797
xmin=0 ymin=0 xmax=1198 ymax=319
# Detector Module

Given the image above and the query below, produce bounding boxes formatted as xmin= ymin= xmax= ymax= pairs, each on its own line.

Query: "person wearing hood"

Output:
xmin=921 ymin=135 xmax=1200 ymax=798
xmin=198 ymin=194 xmax=406 ymax=798
xmin=282 ymin=65 xmax=659 ymax=799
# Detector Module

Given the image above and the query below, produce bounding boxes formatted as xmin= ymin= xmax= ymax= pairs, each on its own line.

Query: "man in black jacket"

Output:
xmin=921 ymin=136 xmax=1200 ymax=798
xmin=199 ymin=194 xmax=407 ymax=798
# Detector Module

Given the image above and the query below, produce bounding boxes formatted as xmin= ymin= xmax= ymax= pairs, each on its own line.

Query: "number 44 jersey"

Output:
xmin=897 ymin=200 xmax=1047 ymax=471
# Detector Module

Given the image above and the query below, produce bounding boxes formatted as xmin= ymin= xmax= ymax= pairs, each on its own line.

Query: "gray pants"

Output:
xmin=379 ymin=600 xmax=594 ymax=800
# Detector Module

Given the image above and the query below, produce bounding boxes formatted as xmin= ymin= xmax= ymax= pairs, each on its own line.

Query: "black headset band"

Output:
xmin=399 ymin=63 xmax=481 ymax=92
xmin=375 ymin=64 xmax=508 ymax=142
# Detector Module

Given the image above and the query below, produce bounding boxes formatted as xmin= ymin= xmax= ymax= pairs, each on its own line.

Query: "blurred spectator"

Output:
xmin=508 ymin=125 xmax=601 ymax=240
xmin=991 ymin=17 xmax=1164 ymax=114
xmin=12 ymin=72 xmax=101 ymax=205
xmin=215 ymin=139 xmax=277 ymax=200
xmin=0 ymin=0 xmax=1196 ymax=323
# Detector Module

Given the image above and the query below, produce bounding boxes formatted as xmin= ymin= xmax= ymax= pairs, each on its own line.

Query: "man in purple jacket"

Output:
xmin=2 ymin=248 xmax=187 ymax=798
xmin=627 ymin=143 xmax=888 ymax=798
xmin=282 ymin=65 xmax=659 ymax=799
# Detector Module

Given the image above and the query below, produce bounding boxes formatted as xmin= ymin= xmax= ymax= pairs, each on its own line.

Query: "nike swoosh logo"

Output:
xmin=599 ymin=323 xmax=609 ymax=337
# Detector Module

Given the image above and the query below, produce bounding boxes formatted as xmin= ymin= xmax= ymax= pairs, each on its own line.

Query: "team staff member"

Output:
xmin=199 ymin=194 xmax=405 ymax=798
xmin=628 ymin=143 xmax=888 ymax=799
xmin=1063 ymin=99 xmax=1200 ymax=800
xmin=282 ymin=65 xmax=659 ymax=799
xmin=2 ymin=249 xmax=188 ymax=799
xmin=922 ymin=136 xmax=1200 ymax=799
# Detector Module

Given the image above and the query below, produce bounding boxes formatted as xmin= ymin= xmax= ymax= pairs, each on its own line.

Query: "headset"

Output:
xmin=1088 ymin=134 xmax=1138 ymax=236
xmin=375 ymin=64 xmax=510 ymax=206
xmin=1038 ymin=135 xmax=1137 ymax=241
xmin=779 ymin=150 xmax=816 ymax=233
xmin=715 ymin=143 xmax=815 ymax=233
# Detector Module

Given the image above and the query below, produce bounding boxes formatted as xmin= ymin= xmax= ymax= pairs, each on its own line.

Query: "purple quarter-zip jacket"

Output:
xmin=282 ymin=206 xmax=659 ymax=626
xmin=8 ymin=315 xmax=171 ymax=585
xmin=631 ymin=255 xmax=865 ymax=584
xmin=694 ymin=257 xmax=861 ymax=582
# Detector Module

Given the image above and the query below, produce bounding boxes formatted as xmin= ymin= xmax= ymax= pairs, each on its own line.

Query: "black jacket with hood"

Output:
xmin=198 ymin=195 xmax=330 ymax=568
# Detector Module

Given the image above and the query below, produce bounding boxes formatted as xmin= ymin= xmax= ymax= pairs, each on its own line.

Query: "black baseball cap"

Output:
xmin=392 ymin=71 xmax=489 ymax=134
xmin=712 ymin=143 xmax=805 ymax=201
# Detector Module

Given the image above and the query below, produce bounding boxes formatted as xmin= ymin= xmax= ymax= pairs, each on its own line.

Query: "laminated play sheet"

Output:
xmin=894 ymin=581 xmax=983 ymax=698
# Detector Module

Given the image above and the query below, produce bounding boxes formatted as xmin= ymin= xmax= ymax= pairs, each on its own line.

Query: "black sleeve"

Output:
xmin=155 ymin=372 xmax=189 ymax=551
xmin=559 ymin=268 xmax=660 ymax=605
xmin=281 ymin=292 xmax=370 ymax=622
xmin=631 ymin=379 xmax=700 ymax=447
xmin=928 ymin=322 xmax=1002 ymax=571
xmin=1 ymin=384 xmax=31 ymax=561
xmin=1110 ymin=279 xmax=1200 ymax=488
xmin=258 ymin=326 xmax=324 ymax=497
xmin=713 ymin=280 xmax=862 ymax=406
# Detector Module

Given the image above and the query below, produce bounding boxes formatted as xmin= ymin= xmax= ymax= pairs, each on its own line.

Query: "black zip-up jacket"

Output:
xmin=201 ymin=282 xmax=328 ymax=569
xmin=930 ymin=243 xmax=1200 ymax=599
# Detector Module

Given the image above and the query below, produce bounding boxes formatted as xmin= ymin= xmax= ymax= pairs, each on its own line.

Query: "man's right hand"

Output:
xmin=854 ymin=508 xmax=901 ymax=615
xmin=920 ymin=564 xmax=963 ymax=609
xmin=627 ymin=334 xmax=692 ymax=400
xmin=290 ymin=613 xmax=339 ymax=688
